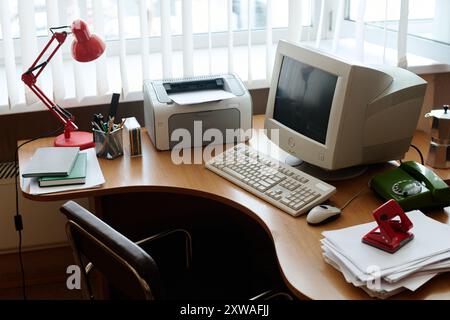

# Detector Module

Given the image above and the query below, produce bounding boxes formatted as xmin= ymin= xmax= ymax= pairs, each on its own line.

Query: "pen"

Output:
xmin=91 ymin=121 xmax=103 ymax=132
xmin=108 ymin=93 xmax=120 ymax=120
xmin=93 ymin=113 xmax=104 ymax=127
xmin=107 ymin=117 xmax=114 ymax=134
xmin=110 ymin=126 xmax=122 ymax=134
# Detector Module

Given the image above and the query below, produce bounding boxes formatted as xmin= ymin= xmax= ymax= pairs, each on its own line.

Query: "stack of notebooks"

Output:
xmin=321 ymin=210 xmax=450 ymax=298
xmin=22 ymin=147 xmax=87 ymax=187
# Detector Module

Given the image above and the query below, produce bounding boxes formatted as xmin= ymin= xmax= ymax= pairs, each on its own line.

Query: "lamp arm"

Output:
xmin=21 ymin=31 xmax=78 ymax=137
xmin=27 ymin=83 xmax=78 ymax=131
xmin=24 ymin=31 xmax=67 ymax=79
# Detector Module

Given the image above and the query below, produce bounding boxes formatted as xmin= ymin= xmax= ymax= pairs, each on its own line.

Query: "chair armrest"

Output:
xmin=83 ymin=229 xmax=193 ymax=299
xmin=250 ymin=290 xmax=294 ymax=301
xmin=85 ymin=262 xmax=94 ymax=275
xmin=135 ymin=229 xmax=192 ymax=269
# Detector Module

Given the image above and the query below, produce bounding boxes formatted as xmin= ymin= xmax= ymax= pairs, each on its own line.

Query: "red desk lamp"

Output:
xmin=22 ymin=20 xmax=105 ymax=150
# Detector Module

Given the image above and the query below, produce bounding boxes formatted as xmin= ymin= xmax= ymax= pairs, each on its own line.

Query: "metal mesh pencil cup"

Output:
xmin=93 ymin=128 xmax=124 ymax=159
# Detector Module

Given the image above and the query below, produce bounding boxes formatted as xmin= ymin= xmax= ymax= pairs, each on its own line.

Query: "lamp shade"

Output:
xmin=71 ymin=19 xmax=105 ymax=62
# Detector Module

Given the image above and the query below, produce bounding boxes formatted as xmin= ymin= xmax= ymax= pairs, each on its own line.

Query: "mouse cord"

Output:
xmin=339 ymin=187 xmax=370 ymax=211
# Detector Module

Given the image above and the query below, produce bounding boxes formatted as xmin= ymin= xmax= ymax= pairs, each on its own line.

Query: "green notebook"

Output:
xmin=38 ymin=153 xmax=87 ymax=187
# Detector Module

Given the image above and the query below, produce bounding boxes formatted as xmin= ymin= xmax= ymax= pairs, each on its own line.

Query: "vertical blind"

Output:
xmin=18 ymin=0 xmax=40 ymax=105
xmin=0 ymin=0 xmax=414 ymax=111
xmin=92 ymin=0 xmax=109 ymax=95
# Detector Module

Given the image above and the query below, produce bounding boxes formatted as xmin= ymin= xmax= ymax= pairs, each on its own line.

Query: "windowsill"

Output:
xmin=305 ymin=38 xmax=450 ymax=74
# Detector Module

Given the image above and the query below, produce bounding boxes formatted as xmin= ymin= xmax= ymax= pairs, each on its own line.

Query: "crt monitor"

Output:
xmin=265 ymin=40 xmax=427 ymax=174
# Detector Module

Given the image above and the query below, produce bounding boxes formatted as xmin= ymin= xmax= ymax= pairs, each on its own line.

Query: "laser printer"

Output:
xmin=143 ymin=74 xmax=252 ymax=150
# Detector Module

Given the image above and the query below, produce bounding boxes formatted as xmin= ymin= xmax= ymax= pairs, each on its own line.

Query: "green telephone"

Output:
xmin=370 ymin=161 xmax=450 ymax=211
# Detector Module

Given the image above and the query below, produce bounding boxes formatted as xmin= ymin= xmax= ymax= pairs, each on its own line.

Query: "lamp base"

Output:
xmin=54 ymin=131 xmax=95 ymax=150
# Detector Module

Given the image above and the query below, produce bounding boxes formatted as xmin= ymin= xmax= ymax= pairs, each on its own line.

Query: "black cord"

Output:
xmin=14 ymin=126 xmax=64 ymax=300
xmin=340 ymin=187 xmax=369 ymax=211
xmin=410 ymin=144 xmax=424 ymax=165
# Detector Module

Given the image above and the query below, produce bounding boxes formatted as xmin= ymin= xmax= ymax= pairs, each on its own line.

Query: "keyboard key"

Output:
xmin=293 ymin=202 xmax=305 ymax=210
xmin=259 ymin=181 xmax=271 ymax=188
xmin=223 ymin=167 xmax=245 ymax=180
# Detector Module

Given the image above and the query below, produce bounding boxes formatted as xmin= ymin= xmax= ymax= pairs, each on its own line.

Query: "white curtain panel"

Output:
xmin=18 ymin=0 xmax=40 ymax=105
xmin=45 ymin=0 xmax=66 ymax=102
xmin=265 ymin=0 xmax=273 ymax=80
xmin=0 ymin=0 xmax=20 ymax=108
xmin=92 ymin=0 xmax=109 ymax=95
xmin=355 ymin=0 xmax=367 ymax=62
xmin=117 ymin=0 xmax=129 ymax=97
xmin=227 ymin=0 xmax=234 ymax=73
xmin=288 ymin=0 xmax=303 ymax=43
xmin=332 ymin=0 xmax=345 ymax=53
xmin=314 ymin=0 xmax=325 ymax=48
xmin=182 ymin=0 xmax=194 ymax=77
xmin=397 ymin=0 xmax=410 ymax=68
xmin=69 ymin=0 xmax=86 ymax=102
xmin=160 ymin=0 xmax=173 ymax=78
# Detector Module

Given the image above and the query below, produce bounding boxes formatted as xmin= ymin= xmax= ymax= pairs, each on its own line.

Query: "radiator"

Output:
xmin=0 ymin=162 xmax=88 ymax=254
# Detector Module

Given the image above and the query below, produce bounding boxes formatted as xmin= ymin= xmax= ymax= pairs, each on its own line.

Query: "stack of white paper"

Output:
xmin=321 ymin=210 xmax=450 ymax=299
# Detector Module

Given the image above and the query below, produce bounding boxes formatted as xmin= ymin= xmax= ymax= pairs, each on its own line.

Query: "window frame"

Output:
xmin=341 ymin=0 xmax=450 ymax=68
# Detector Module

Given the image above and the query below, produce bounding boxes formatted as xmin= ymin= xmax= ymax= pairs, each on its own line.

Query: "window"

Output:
xmin=347 ymin=0 xmax=450 ymax=45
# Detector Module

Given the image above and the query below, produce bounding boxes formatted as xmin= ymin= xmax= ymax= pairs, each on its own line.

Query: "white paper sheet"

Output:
xmin=322 ymin=211 xmax=450 ymax=273
xmin=322 ymin=237 xmax=431 ymax=283
xmin=323 ymin=246 xmax=437 ymax=292
xmin=323 ymin=248 xmax=438 ymax=301
xmin=29 ymin=148 xmax=105 ymax=195
xmin=168 ymin=89 xmax=236 ymax=105
xmin=384 ymin=251 xmax=450 ymax=282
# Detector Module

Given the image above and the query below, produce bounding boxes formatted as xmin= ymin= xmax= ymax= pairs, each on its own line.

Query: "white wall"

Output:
xmin=0 ymin=180 xmax=89 ymax=253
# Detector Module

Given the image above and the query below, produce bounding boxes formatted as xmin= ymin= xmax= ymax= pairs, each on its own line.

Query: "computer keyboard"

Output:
xmin=205 ymin=144 xmax=337 ymax=217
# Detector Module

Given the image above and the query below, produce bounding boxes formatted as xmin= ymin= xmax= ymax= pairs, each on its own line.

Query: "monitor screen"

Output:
xmin=273 ymin=56 xmax=338 ymax=144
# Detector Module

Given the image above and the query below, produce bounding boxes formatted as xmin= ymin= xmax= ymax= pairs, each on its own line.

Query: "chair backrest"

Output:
xmin=60 ymin=201 xmax=163 ymax=300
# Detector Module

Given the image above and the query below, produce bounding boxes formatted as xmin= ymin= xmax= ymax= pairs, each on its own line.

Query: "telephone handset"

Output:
xmin=370 ymin=161 xmax=450 ymax=211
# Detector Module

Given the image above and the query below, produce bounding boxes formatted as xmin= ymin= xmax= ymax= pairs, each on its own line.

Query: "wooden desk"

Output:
xmin=19 ymin=115 xmax=450 ymax=300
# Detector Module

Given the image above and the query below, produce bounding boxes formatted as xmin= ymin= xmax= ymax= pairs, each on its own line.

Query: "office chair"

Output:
xmin=60 ymin=200 xmax=193 ymax=299
xmin=60 ymin=200 xmax=293 ymax=300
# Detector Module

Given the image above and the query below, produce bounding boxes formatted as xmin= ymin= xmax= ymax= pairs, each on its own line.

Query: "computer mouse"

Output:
xmin=307 ymin=205 xmax=341 ymax=225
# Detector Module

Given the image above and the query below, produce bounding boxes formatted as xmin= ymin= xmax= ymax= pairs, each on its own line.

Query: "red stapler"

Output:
xmin=362 ymin=199 xmax=414 ymax=253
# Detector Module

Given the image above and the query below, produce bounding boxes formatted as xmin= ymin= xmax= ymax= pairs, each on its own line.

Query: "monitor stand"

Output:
xmin=285 ymin=155 xmax=368 ymax=181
